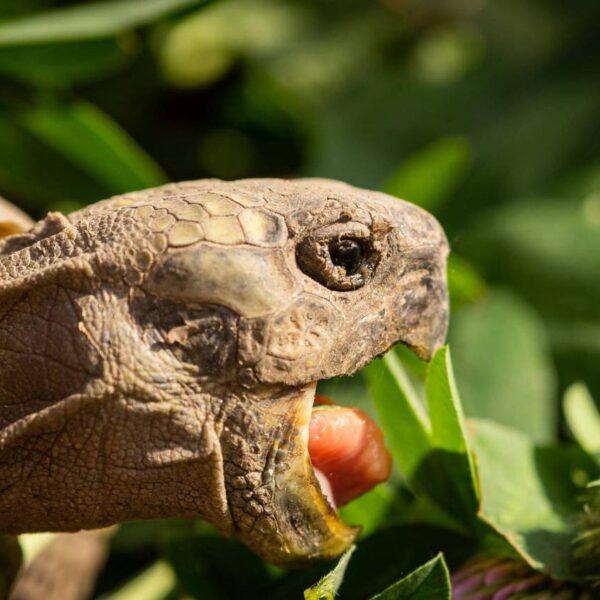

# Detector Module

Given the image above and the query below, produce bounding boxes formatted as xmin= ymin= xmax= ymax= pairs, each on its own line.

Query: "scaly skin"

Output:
xmin=0 ymin=179 xmax=448 ymax=565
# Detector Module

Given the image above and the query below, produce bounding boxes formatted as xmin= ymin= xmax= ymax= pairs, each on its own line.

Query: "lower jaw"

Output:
xmin=261 ymin=379 xmax=391 ymax=565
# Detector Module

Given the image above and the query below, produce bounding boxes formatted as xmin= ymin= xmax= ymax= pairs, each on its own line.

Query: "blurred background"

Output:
xmin=1 ymin=0 xmax=600 ymax=597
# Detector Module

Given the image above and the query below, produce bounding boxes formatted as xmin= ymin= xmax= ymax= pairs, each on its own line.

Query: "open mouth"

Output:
xmin=264 ymin=379 xmax=392 ymax=565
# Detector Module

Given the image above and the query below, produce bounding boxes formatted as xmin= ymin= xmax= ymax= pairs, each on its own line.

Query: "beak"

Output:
xmin=400 ymin=305 xmax=448 ymax=362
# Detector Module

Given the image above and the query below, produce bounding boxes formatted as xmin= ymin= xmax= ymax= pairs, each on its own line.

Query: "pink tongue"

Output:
xmin=308 ymin=396 xmax=392 ymax=507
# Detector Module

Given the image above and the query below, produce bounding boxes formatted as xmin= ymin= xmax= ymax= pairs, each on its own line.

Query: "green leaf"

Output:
xmin=163 ymin=534 xmax=273 ymax=600
xmin=564 ymin=382 xmax=600 ymax=464
xmin=462 ymin=199 xmax=600 ymax=321
xmin=0 ymin=0 xmax=202 ymax=44
xmin=449 ymin=290 xmax=557 ymax=442
xmin=384 ymin=136 xmax=472 ymax=213
xmin=364 ymin=353 xmax=431 ymax=480
xmin=0 ymin=100 xmax=165 ymax=209
xmin=107 ymin=561 xmax=176 ymax=600
xmin=22 ymin=100 xmax=166 ymax=194
xmin=447 ymin=254 xmax=486 ymax=307
xmin=370 ymin=554 xmax=451 ymax=600
xmin=471 ymin=419 xmax=599 ymax=579
xmin=0 ymin=111 xmax=108 ymax=206
xmin=304 ymin=545 xmax=355 ymax=600
xmin=0 ymin=37 xmax=134 ymax=87
xmin=414 ymin=346 xmax=479 ymax=526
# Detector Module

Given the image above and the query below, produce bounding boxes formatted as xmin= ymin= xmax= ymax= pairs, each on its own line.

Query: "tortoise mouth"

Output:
xmin=261 ymin=379 xmax=391 ymax=565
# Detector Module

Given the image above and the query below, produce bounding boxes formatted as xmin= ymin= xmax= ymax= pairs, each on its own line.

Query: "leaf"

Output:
xmin=0 ymin=37 xmax=134 ymax=87
xmin=340 ymin=484 xmax=407 ymax=538
xmin=447 ymin=254 xmax=486 ymax=307
xmin=0 ymin=100 xmax=165 ymax=208
xmin=364 ymin=353 xmax=431 ymax=480
xmin=471 ymin=419 xmax=599 ymax=579
xmin=304 ymin=545 xmax=355 ymax=600
xmin=564 ymin=383 xmax=600 ymax=464
xmin=0 ymin=112 xmax=107 ymax=207
xmin=461 ymin=199 xmax=600 ymax=321
xmin=384 ymin=136 xmax=472 ymax=213
xmin=370 ymin=554 xmax=451 ymax=600
xmin=414 ymin=346 xmax=479 ymax=526
xmin=161 ymin=532 xmax=272 ymax=600
xmin=107 ymin=561 xmax=176 ymax=600
xmin=449 ymin=290 xmax=557 ymax=442
xmin=0 ymin=0 xmax=202 ymax=44
xmin=22 ymin=100 xmax=166 ymax=194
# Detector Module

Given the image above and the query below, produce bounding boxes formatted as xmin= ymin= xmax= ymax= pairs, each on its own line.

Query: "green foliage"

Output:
xmin=471 ymin=420 xmax=598 ymax=579
xmin=370 ymin=555 xmax=450 ymax=600
xmin=384 ymin=137 xmax=472 ymax=214
xmin=449 ymin=290 xmax=556 ymax=442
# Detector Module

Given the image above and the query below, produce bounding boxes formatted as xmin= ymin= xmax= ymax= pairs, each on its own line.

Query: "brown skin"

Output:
xmin=0 ymin=179 xmax=448 ymax=566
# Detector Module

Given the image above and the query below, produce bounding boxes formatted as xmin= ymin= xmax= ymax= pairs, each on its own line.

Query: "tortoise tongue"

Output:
xmin=308 ymin=396 xmax=392 ymax=507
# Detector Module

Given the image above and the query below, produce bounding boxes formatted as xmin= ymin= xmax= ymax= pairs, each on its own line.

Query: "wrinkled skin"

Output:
xmin=0 ymin=179 xmax=448 ymax=565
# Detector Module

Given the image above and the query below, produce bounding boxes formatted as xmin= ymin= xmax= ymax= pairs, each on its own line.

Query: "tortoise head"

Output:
xmin=0 ymin=178 xmax=448 ymax=566
xmin=142 ymin=178 xmax=449 ymax=563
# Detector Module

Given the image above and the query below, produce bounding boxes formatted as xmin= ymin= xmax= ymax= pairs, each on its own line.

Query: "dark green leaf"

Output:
xmin=370 ymin=554 xmax=450 ymax=600
xmin=163 ymin=534 xmax=273 ymax=600
xmin=21 ymin=100 xmax=166 ymax=193
xmin=0 ymin=37 xmax=134 ymax=87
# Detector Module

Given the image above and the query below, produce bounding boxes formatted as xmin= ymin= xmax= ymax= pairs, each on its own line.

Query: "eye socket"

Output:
xmin=296 ymin=223 xmax=382 ymax=291
xmin=329 ymin=238 xmax=364 ymax=275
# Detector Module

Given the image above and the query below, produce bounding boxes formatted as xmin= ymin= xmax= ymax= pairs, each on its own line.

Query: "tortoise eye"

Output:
xmin=295 ymin=223 xmax=381 ymax=291
xmin=329 ymin=239 xmax=364 ymax=275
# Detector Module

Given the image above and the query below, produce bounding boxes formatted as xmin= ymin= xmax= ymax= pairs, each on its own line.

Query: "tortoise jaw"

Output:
xmin=238 ymin=382 xmax=358 ymax=566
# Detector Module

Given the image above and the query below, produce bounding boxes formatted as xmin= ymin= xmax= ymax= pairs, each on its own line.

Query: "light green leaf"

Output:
xmin=107 ymin=561 xmax=176 ymax=600
xmin=426 ymin=347 xmax=471 ymax=458
xmin=304 ymin=546 xmax=355 ymax=600
xmin=0 ymin=0 xmax=202 ymax=45
xmin=21 ymin=100 xmax=166 ymax=194
xmin=384 ymin=136 xmax=472 ymax=213
xmin=415 ymin=346 xmax=479 ymax=525
xmin=564 ymin=382 xmax=600 ymax=464
xmin=370 ymin=554 xmax=451 ymax=600
xmin=449 ymin=290 xmax=556 ymax=442
xmin=364 ymin=353 xmax=431 ymax=480
xmin=471 ymin=419 xmax=599 ymax=579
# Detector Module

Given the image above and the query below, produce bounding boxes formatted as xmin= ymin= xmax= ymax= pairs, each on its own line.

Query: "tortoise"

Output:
xmin=0 ymin=178 xmax=448 ymax=579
